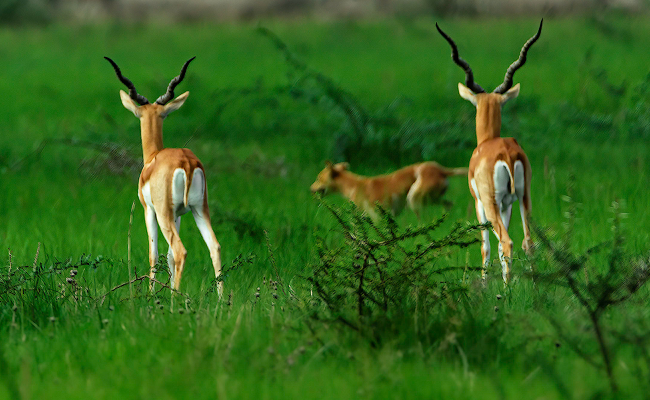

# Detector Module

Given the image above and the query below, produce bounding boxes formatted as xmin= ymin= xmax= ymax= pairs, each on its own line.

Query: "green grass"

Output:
xmin=1 ymin=15 xmax=650 ymax=399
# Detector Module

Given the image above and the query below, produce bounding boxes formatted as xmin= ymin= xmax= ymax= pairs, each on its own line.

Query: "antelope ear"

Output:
xmin=500 ymin=83 xmax=520 ymax=105
xmin=458 ymin=83 xmax=477 ymax=106
xmin=120 ymin=90 xmax=141 ymax=117
xmin=334 ymin=162 xmax=349 ymax=171
xmin=161 ymin=91 xmax=189 ymax=118
xmin=325 ymin=160 xmax=334 ymax=169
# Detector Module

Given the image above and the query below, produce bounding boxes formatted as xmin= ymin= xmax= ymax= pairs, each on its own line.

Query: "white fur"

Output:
xmin=493 ymin=160 xmax=517 ymax=211
xmin=458 ymin=83 xmax=477 ymax=106
xmin=471 ymin=178 xmax=491 ymax=268
xmin=169 ymin=168 xmax=206 ymax=217
xmin=514 ymin=160 xmax=528 ymax=245
xmin=500 ymin=84 xmax=520 ymax=105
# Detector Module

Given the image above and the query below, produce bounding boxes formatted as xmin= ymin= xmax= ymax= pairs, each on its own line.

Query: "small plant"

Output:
xmin=0 ymin=247 xmax=108 ymax=328
xmin=306 ymin=201 xmax=482 ymax=346
xmin=530 ymin=199 xmax=650 ymax=394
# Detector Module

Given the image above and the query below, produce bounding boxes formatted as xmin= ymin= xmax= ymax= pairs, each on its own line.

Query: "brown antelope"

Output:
xmin=310 ymin=161 xmax=468 ymax=219
xmin=105 ymin=56 xmax=222 ymax=295
xmin=436 ymin=21 xmax=542 ymax=283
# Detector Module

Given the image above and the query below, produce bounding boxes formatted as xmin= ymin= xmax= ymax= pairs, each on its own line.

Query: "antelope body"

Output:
xmin=105 ymin=57 xmax=223 ymax=295
xmin=311 ymin=161 xmax=468 ymax=219
xmin=437 ymin=21 xmax=542 ymax=283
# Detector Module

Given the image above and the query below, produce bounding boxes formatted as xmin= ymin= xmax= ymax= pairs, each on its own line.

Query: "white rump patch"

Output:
xmin=171 ymin=169 xmax=188 ymax=215
xmin=187 ymin=169 xmax=205 ymax=207
xmin=493 ymin=160 xmax=517 ymax=211
xmin=170 ymin=168 xmax=205 ymax=217
xmin=513 ymin=160 xmax=525 ymax=200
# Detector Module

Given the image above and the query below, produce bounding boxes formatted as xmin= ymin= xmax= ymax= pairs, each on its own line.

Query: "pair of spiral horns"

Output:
xmin=436 ymin=19 xmax=543 ymax=94
xmin=104 ymin=56 xmax=195 ymax=106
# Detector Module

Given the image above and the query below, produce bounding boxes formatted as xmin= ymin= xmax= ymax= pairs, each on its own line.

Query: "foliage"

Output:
xmin=0 ymin=0 xmax=55 ymax=24
xmin=306 ymin=202 xmax=481 ymax=346
xmin=531 ymin=197 xmax=650 ymax=395
xmin=257 ymin=25 xmax=474 ymax=168
xmin=1 ymin=17 xmax=650 ymax=399
xmin=0 ymin=245 xmax=109 ymax=328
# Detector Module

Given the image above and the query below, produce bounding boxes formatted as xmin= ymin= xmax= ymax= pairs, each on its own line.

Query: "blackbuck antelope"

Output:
xmin=436 ymin=21 xmax=542 ymax=283
xmin=105 ymin=56 xmax=222 ymax=295
xmin=311 ymin=161 xmax=468 ymax=219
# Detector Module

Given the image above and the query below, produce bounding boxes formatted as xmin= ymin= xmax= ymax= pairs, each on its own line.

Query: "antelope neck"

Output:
xmin=475 ymin=95 xmax=502 ymax=145
xmin=140 ymin=113 xmax=165 ymax=163
xmin=335 ymin=171 xmax=364 ymax=199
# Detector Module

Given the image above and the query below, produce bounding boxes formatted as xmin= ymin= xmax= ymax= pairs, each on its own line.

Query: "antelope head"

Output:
xmin=105 ymin=56 xmax=196 ymax=161
xmin=436 ymin=21 xmax=543 ymax=141
xmin=104 ymin=56 xmax=195 ymax=121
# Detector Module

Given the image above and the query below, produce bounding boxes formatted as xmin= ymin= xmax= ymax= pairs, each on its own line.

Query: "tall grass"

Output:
xmin=0 ymin=16 xmax=650 ymax=398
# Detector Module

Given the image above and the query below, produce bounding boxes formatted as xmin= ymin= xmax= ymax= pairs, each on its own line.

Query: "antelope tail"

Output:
xmin=183 ymin=166 xmax=193 ymax=207
xmin=444 ymin=167 xmax=470 ymax=177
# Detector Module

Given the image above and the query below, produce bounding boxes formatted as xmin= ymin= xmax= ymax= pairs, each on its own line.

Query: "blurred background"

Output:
xmin=2 ymin=1 xmax=650 ymax=398
xmin=1 ymin=0 xmax=648 ymax=262
xmin=2 ymin=0 xmax=645 ymax=22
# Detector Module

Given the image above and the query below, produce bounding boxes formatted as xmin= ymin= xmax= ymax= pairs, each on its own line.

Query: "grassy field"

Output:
xmin=1 ymin=14 xmax=650 ymax=399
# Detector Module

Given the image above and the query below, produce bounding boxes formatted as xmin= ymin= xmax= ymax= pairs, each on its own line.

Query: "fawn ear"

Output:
xmin=334 ymin=162 xmax=349 ymax=171
xmin=161 ymin=91 xmax=189 ymax=118
xmin=325 ymin=160 xmax=334 ymax=169
xmin=500 ymin=83 xmax=520 ymax=105
xmin=458 ymin=83 xmax=477 ymax=106
xmin=120 ymin=90 xmax=142 ymax=117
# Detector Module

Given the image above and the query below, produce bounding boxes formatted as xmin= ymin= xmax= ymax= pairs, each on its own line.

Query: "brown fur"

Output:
xmin=460 ymin=84 xmax=532 ymax=284
xmin=310 ymin=161 xmax=468 ymax=219
xmin=119 ymin=90 xmax=222 ymax=295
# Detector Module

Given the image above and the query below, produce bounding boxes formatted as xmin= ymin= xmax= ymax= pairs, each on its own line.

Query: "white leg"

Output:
xmin=497 ymin=203 xmax=513 ymax=269
xmin=144 ymin=205 xmax=159 ymax=289
xmin=167 ymin=217 xmax=181 ymax=288
xmin=471 ymin=178 xmax=491 ymax=281
xmin=519 ymin=202 xmax=529 ymax=246
xmin=475 ymin=200 xmax=491 ymax=280
xmin=191 ymin=204 xmax=223 ymax=298
xmin=493 ymin=162 xmax=516 ymax=283
xmin=406 ymin=179 xmax=423 ymax=220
